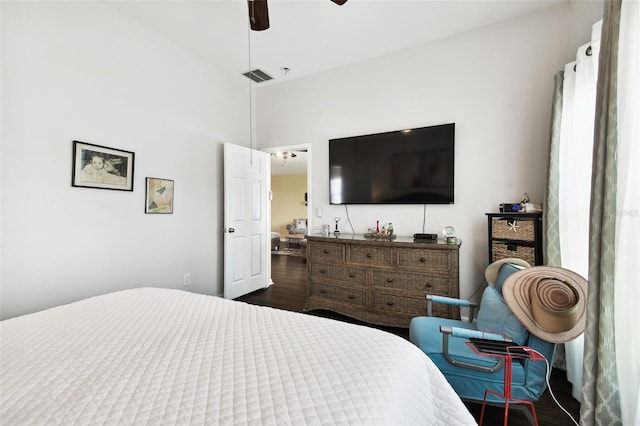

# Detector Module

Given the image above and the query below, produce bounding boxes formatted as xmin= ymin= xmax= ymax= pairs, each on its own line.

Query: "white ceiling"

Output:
xmin=109 ymin=0 xmax=565 ymax=86
xmin=270 ymin=151 xmax=308 ymax=175
xmin=109 ymin=0 xmax=565 ymax=175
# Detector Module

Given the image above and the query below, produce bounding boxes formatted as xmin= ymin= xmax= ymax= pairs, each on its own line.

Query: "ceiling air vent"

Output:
xmin=243 ymin=69 xmax=273 ymax=83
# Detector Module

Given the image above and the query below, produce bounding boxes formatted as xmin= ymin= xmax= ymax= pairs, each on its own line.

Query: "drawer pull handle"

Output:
xmin=320 ymin=269 xmax=326 ymax=274
xmin=425 ymin=282 xmax=432 ymax=288
xmin=319 ymin=289 xmax=327 ymax=294
xmin=387 ymin=301 xmax=394 ymax=306
xmin=387 ymin=278 xmax=394 ymax=283
xmin=366 ymin=253 xmax=373 ymax=258
xmin=323 ymin=249 xmax=330 ymax=254
xmin=420 ymin=257 xmax=426 ymax=263
xmin=348 ymin=295 xmax=354 ymax=299
xmin=348 ymin=272 xmax=355 ymax=278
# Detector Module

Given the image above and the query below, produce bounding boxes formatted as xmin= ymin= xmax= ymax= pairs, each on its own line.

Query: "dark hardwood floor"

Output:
xmin=237 ymin=254 xmax=581 ymax=426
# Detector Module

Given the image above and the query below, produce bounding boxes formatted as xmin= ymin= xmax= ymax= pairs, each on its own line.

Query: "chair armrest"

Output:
xmin=426 ymin=295 xmax=479 ymax=322
xmin=440 ymin=326 xmax=508 ymax=341
xmin=439 ymin=326 xmax=505 ymax=373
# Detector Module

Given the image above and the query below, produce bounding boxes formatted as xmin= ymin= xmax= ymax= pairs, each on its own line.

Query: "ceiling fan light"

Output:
xmin=330 ymin=0 xmax=348 ymax=5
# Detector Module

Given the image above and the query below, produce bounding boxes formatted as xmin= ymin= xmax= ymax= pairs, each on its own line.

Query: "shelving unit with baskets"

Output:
xmin=486 ymin=212 xmax=543 ymax=266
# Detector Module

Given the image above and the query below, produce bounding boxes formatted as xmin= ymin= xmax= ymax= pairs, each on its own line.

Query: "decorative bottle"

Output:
xmin=388 ymin=223 xmax=394 ymax=236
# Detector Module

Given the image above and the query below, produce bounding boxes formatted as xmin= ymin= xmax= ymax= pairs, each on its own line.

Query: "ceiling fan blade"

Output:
xmin=249 ymin=0 xmax=344 ymax=32
xmin=247 ymin=0 xmax=269 ymax=31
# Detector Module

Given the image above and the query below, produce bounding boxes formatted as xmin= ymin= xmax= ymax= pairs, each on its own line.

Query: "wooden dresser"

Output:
xmin=304 ymin=234 xmax=461 ymax=328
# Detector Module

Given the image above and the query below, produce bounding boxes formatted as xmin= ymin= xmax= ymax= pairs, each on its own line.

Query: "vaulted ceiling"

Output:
xmin=108 ymin=0 xmax=566 ymax=176
xmin=109 ymin=0 xmax=565 ymax=85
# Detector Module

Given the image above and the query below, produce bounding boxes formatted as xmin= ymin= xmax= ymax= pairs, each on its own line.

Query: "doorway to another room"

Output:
xmin=268 ymin=145 xmax=311 ymax=260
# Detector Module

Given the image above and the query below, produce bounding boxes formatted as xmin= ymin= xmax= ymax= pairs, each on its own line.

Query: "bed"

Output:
xmin=0 ymin=288 xmax=476 ymax=425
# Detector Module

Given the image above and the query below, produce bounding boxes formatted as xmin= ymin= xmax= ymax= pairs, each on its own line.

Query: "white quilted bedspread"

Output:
xmin=0 ymin=288 xmax=476 ymax=425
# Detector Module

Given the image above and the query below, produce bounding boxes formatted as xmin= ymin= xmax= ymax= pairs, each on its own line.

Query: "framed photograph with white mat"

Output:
xmin=72 ymin=140 xmax=134 ymax=191
xmin=145 ymin=177 xmax=174 ymax=214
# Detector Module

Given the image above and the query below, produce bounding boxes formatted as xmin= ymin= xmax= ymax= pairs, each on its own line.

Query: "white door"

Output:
xmin=223 ymin=142 xmax=271 ymax=299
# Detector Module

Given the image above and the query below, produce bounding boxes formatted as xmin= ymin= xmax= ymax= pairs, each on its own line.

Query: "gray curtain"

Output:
xmin=579 ymin=0 xmax=622 ymax=424
xmin=545 ymin=71 xmax=565 ymax=369
xmin=544 ymin=71 xmax=564 ymax=268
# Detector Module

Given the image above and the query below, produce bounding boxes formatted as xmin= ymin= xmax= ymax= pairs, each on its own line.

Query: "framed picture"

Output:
xmin=72 ymin=140 xmax=135 ymax=191
xmin=145 ymin=177 xmax=174 ymax=214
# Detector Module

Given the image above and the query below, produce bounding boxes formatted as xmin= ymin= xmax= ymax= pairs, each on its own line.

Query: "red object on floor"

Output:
xmin=466 ymin=342 xmax=546 ymax=426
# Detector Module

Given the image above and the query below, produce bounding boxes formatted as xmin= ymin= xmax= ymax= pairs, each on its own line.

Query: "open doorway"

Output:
xmin=265 ymin=144 xmax=311 ymax=260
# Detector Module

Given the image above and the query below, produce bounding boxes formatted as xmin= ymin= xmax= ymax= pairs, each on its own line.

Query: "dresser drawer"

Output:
xmin=491 ymin=217 xmax=535 ymax=241
xmin=310 ymin=262 xmax=366 ymax=285
xmin=373 ymin=292 xmax=450 ymax=317
xmin=348 ymin=245 xmax=393 ymax=266
xmin=372 ymin=293 xmax=426 ymax=315
xmin=308 ymin=241 xmax=345 ymax=262
xmin=310 ymin=282 xmax=367 ymax=307
xmin=372 ymin=270 xmax=449 ymax=294
xmin=397 ymin=248 xmax=450 ymax=273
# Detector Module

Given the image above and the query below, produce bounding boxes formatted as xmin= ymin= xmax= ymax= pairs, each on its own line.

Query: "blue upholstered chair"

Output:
xmin=409 ymin=261 xmax=556 ymax=412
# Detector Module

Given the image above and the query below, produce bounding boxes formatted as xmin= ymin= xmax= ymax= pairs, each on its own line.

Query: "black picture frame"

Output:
xmin=72 ymin=140 xmax=134 ymax=191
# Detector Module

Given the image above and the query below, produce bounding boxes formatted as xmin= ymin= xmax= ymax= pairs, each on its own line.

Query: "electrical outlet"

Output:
xmin=183 ymin=273 xmax=191 ymax=287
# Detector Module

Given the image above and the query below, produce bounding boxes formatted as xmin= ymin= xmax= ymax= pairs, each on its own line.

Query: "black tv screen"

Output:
xmin=329 ymin=123 xmax=455 ymax=205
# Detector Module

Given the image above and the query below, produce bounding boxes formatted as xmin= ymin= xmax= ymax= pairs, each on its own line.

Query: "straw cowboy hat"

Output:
xmin=502 ymin=266 xmax=588 ymax=343
xmin=485 ymin=258 xmax=532 ymax=285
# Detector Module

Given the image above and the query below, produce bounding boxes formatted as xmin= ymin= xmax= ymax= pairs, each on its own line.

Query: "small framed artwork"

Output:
xmin=145 ymin=177 xmax=174 ymax=214
xmin=72 ymin=140 xmax=135 ymax=191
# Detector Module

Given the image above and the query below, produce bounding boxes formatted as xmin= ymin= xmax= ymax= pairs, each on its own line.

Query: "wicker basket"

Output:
xmin=491 ymin=217 xmax=535 ymax=241
xmin=491 ymin=242 xmax=535 ymax=265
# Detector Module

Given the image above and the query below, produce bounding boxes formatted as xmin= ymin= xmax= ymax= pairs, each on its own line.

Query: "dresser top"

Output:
xmin=306 ymin=233 xmax=461 ymax=249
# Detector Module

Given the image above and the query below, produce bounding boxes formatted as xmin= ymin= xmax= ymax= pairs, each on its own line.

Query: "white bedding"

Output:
xmin=0 ymin=288 xmax=476 ymax=425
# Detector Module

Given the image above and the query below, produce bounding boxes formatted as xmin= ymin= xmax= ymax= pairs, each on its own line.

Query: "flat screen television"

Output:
xmin=329 ymin=123 xmax=455 ymax=205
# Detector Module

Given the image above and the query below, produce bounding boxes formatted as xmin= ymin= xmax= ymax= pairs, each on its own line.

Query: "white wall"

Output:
xmin=256 ymin=2 xmax=603 ymax=301
xmin=1 ymin=2 xmax=250 ymax=319
xmin=271 ymin=174 xmax=308 ymax=237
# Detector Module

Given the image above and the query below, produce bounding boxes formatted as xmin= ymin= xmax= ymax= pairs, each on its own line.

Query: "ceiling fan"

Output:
xmin=247 ymin=0 xmax=348 ymax=31
xmin=271 ymin=151 xmax=297 ymax=159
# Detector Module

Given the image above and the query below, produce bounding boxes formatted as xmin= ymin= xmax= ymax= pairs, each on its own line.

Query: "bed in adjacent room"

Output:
xmin=0 ymin=288 xmax=475 ymax=425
